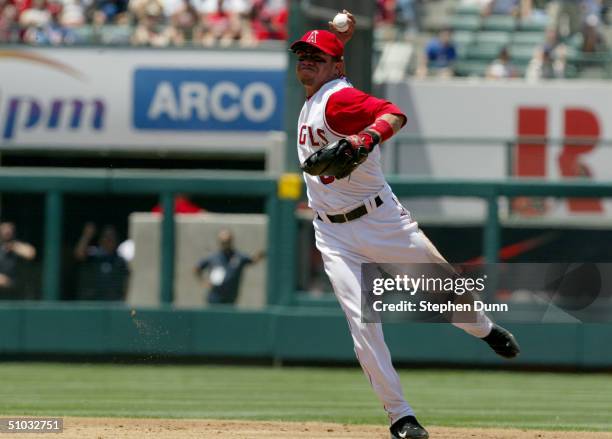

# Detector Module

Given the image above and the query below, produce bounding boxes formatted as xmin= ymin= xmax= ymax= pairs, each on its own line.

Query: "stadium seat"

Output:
xmin=454 ymin=30 xmax=475 ymax=57
xmin=564 ymin=46 xmax=580 ymax=63
xmin=451 ymin=15 xmax=481 ymax=31
xmin=454 ymin=31 xmax=475 ymax=46
xmin=566 ymin=33 xmax=583 ymax=50
xmin=518 ymin=17 xmax=548 ymax=32
xmin=508 ymin=44 xmax=537 ymax=64
xmin=482 ymin=15 xmax=516 ymax=32
xmin=454 ymin=60 xmax=489 ymax=77
xmin=465 ymin=43 xmax=501 ymax=61
xmin=476 ymin=31 xmax=512 ymax=47
xmin=512 ymin=32 xmax=545 ymax=46
xmin=454 ymin=4 xmax=481 ymax=16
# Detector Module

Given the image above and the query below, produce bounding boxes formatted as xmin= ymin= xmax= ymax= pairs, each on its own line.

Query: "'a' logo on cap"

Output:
xmin=306 ymin=31 xmax=318 ymax=44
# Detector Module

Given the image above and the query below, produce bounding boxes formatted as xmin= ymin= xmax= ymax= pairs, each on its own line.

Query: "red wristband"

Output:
xmin=367 ymin=119 xmax=395 ymax=143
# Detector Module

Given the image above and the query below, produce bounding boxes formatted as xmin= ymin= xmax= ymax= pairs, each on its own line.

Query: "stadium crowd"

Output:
xmin=0 ymin=0 xmax=287 ymax=45
xmin=1 ymin=0 xmax=609 ymax=79
xmin=411 ymin=0 xmax=612 ymax=79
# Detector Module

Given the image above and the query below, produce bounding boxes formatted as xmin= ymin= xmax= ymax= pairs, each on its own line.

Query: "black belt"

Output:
xmin=317 ymin=196 xmax=383 ymax=223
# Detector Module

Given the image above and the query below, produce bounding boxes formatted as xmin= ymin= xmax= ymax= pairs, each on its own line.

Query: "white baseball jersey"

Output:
xmin=297 ymin=78 xmax=493 ymax=426
xmin=297 ymin=78 xmax=388 ymax=213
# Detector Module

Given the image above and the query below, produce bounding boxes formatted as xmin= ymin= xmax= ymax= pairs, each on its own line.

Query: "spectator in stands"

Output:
xmin=525 ymin=45 xmax=567 ymax=80
xmin=581 ymin=13 xmax=606 ymax=53
xmin=602 ymin=0 xmax=610 ymax=25
xmin=131 ymin=0 xmax=168 ymax=45
xmin=128 ymin=0 xmax=156 ymax=19
xmin=93 ymin=0 xmax=128 ymax=23
xmin=0 ymin=3 xmax=21 ymax=43
xmin=194 ymin=228 xmax=265 ymax=305
xmin=525 ymin=47 xmax=549 ymax=80
xmin=395 ymin=0 xmax=422 ymax=36
xmin=486 ymin=46 xmax=519 ymax=79
xmin=250 ymin=0 xmax=286 ymax=43
xmin=551 ymin=43 xmax=568 ymax=77
xmin=460 ymin=0 xmax=493 ymax=17
xmin=196 ymin=0 xmax=232 ymax=46
xmin=74 ymin=222 xmax=129 ymax=301
xmin=60 ymin=0 xmax=85 ymax=29
xmin=418 ymin=28 xmax=457 ymax=78
xmin=26 ymin=6 xmax=78 ymax=45
xmin=17 ymin=0 xmax=79 ymax=45
xmin=581 ymin=0 xmax=604 ymax=21
xmin=523 ymin=0 xmax=549 ymax=21
xmin=19 ymin=0 xmax=51 ymax=36
xmin=164 ymin=0 xmax=198 ymax=45
xmin=376 ymin=0 xmax=394 ymax=23
xmin=490 ymin=0 xmax=520 ymax=16
xmin=20 ymin=0 xmax=51 ymax=25
xmin=196 ymin=0 xmax=250 ymax=46
xmin=557 ymin=0 xmax=583 ymax=38
xmin=542 ymin=28 xmax=559 ymax=53
xmin=0 ymin=222 xmax=36 ymax=299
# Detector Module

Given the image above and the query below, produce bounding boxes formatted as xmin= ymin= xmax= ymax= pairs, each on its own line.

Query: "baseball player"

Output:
xmin=291 ymin=15 xmax=520 ymax=439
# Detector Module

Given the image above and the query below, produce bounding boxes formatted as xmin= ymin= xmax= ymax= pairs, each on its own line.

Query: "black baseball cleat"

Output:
xmin=390 ymin=416 xmax=429 ymax=439
xmin=482 ymin=324 xmax=521 ymax=359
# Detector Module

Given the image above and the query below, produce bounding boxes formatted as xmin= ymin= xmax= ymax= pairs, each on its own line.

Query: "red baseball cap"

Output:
xmin=290 ymin=30 xmax=344 ymax=58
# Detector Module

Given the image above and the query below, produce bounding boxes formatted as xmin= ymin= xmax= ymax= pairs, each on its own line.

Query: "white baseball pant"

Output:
xmin=313 ymin=186 xmax=493 ymax=424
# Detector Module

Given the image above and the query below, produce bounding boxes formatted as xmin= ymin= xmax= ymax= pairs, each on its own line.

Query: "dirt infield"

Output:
xmin=6 ymin=418 xmax=612 ymax=439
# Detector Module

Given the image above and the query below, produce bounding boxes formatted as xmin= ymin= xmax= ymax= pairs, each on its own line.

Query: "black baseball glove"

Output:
xmin=301 ymin=133 xmax=378 ymax=180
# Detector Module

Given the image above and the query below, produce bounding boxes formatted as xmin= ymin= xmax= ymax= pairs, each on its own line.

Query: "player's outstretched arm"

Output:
xmin=344 ymin=114 xmax=407 ymax=153
xmin=328 ymin=9 xmax=356 ymax=45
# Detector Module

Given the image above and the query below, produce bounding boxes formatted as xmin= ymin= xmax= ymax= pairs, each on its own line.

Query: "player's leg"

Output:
xmin=361 ymin=193 xmax=519 ymax=357
xmin=397 ymin=226 xmax=520 ymax=356
xmin=360 ymin=194 xmax=493 ymax=338
xmin=314 ymin=224 xmax=416 ymax=425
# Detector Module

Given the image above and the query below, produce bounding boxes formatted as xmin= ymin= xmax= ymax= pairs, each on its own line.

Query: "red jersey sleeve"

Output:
xmin=324 ymin=87 xmax=407 ymax=136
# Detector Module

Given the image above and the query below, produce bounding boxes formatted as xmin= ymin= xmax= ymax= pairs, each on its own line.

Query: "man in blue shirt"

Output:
xmin=425 ymin=28 xmax=457 ymax=74
xmin=194 ymin=229 xmax=265 ymax=304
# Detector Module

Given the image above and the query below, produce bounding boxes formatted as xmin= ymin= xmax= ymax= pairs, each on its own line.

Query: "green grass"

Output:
xmin=0 ymin=363 xmax=611 ymax=431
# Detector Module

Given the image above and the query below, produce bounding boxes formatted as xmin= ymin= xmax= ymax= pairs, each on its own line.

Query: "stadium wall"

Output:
xmin=0 ymin=170 xmax=611 ymax=367
xmin=1 ymin=303 xmax=612 ymax=368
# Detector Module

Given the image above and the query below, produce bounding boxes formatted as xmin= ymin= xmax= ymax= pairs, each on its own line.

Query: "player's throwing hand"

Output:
xmin=328 ymin=9 xmax=356 ymax=44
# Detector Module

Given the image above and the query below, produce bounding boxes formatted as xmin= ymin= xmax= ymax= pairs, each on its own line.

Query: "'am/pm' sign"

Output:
xmin=133 ymin=68 xmax=285 ymax=131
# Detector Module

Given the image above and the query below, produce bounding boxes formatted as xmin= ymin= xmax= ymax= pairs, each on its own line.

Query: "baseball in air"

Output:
xmin=333 ymin=13 xmax=349 ymax=33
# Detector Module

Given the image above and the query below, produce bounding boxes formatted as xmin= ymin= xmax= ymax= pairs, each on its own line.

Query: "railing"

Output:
xmin=386 ymin=135 xmax=612 ymax=178
xmin=2 ymin=167 xmax=612 ymax=305
xmin=386 ymin=177 xmax=612 ymax=265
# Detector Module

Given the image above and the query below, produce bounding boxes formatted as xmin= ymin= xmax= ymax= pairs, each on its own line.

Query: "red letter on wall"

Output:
xmin=516 ymin=107 xmax=547 ymax=177
xmin=514 ymin=107 xmax=548 ymax=216
xmin=560 ymin=108 xmax=602 ymax=212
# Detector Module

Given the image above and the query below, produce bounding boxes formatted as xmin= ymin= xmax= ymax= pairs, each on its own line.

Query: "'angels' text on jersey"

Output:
xmin=298 ymin=125 xmax=329 ymax=147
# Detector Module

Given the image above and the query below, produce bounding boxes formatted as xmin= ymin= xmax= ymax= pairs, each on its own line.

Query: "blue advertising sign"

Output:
xmin=133 ymin=69 xmax=285 ymax=131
